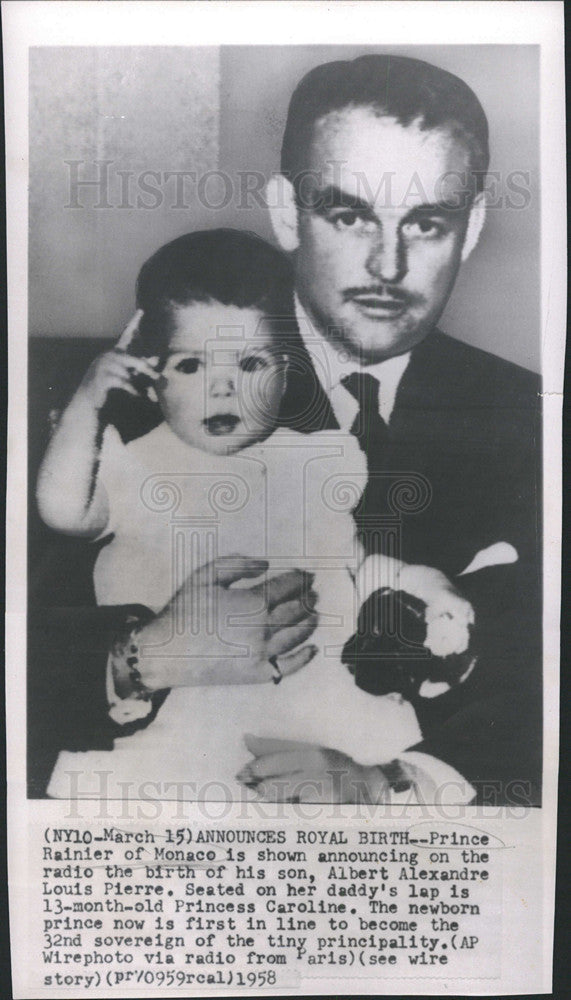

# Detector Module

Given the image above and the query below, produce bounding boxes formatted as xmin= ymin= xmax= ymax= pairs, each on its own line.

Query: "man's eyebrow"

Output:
xmin=404 ymin=201 xmax=464 ymax=218
xmin=302 ymin=184 xmax=375 ymax=215
xmin=302 ymin=186 xmax=464 ymax=219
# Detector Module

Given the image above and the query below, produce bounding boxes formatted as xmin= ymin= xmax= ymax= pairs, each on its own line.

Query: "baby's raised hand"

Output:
xmin=77 ymin=311 xmax=160 ymax=409
xmin=79 ymin=350 xmax=160 ymax=409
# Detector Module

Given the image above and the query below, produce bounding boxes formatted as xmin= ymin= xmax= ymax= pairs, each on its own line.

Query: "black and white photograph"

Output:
xmin=27 ymin=43 xmax=543 ymax=805
xmin=5 ymin=2 xmax=563 ymax=996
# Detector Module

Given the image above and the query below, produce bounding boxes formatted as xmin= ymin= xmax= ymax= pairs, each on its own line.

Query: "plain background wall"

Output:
xmin=29 ymin=45 xmax=539 ymax=372
xmin=29 ymin=47 xmax=221 ymax=340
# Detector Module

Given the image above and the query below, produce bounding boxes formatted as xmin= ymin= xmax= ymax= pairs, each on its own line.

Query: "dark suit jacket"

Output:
xmin=279 ymin=328 xmax=542 ymax=805
xmin=27 ymin=604 xmax=152 ymax=797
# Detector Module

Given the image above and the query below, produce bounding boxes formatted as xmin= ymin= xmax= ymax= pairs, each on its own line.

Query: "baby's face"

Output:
xmin=156 ymin=301 xmax=287 ymax=454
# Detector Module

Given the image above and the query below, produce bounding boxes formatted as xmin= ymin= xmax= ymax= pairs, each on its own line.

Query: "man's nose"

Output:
xmin=365 ymin=228 xmax=406 ymax=284
xmin=210 ymin=373 xmax=235 ymax=397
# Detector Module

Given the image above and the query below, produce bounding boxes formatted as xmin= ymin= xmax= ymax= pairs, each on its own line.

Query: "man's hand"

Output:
xmin=358 ymin=555 xmax=475 ymax=657
xmin=398 ymin=564 xmax=475 ymax=657
xmin=137 ymin=557 xmax=318 ymax=691
xmin=236 ymin=735 xmax=390 ymax=803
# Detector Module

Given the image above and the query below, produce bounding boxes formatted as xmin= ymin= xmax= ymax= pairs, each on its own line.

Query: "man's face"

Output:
xmin=293 ymin=108 xmax=476 ymax=363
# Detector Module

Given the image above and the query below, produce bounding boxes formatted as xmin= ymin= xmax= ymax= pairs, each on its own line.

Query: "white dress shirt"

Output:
xmin=295 ymin=295 xmax=411 ymax=429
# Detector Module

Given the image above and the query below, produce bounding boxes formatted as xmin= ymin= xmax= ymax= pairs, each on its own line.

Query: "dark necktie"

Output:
xmin=341 ymin=372 xmax=389 ymax=460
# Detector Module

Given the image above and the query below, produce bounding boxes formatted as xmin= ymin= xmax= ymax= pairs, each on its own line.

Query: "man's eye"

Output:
xmin=331 ymin=210 xmax=374 ymax=231
xmin=240 ymin=355 xmax=267 ymax=373
xmin=404 ymin=218 xmax=445 ymax=238
xmin=174 ymin=358 xmax=201 ymax=374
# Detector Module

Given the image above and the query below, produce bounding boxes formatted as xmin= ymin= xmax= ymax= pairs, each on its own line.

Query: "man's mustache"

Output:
xmin=342 ymin=285 xmax=411 ymax=304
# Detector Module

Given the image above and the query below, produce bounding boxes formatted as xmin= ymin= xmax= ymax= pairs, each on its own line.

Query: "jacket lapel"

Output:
xmin=279 ymin=330 xmax=339 ymax=432
xmin=279 ymin=326 xmax=454 ymax=443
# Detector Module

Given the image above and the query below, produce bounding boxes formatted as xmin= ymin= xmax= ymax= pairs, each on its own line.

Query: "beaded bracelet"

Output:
xmin=110 ymin=619 xmax=153 ymax=702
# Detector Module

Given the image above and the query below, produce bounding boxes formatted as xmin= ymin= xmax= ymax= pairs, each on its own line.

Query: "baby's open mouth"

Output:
xmin=203 ymin=414 xmax=241 ymax=435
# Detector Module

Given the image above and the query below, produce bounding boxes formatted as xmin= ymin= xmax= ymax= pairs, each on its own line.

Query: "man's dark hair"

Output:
xmin=281 ymin=54 xmax=489 ymax=195
xmin=136 ymin=228 xmax=294 ymax=354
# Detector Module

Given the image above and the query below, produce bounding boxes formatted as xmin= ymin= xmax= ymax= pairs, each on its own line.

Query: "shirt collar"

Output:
xmin=294 ymin=294 xmax=411 ymax=424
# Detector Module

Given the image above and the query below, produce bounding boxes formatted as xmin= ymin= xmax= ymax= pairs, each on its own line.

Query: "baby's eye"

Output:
xmin=240 ymin=354 xmax=268 ymax=373
xmin=174 ymin=357 xmax=201 ymax=374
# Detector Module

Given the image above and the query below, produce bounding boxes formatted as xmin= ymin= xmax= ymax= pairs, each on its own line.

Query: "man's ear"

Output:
xmin=461 ymin=191 xmax=486 ymax=262
xmin=266 ymin=175 xmax=300 ymax=253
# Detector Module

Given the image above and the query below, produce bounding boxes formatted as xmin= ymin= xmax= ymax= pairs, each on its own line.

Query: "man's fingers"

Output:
xmin=243 ymin=734 xmax=318 ymax=757
xmin=266 ymin=616 xmax=318 ymax=657
xmin=425 ymin=593 xmax=474 ymax=624
xmin=246 ymin=780 xmax=284 ymax=802
xmin=266 ymin=593 xmax=317 ymax=630
xmin=271 ymin=643 xmax=318 ymax=678
xmin=251 ymin=777 xmax=325 ymax=803
xmin=190 ymin=555 xmax=269 ymax=588
xmin=240 ymin=749 xmax=313 ymax=780
xmin=115 ymin=309 xmax=144 ymax=351
xmin=251 ymin=570 xmax=314 ymax=611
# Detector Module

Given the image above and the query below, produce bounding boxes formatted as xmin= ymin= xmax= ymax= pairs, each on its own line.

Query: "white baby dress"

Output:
xmin=48 ymin=422 xmax=421 ymax=800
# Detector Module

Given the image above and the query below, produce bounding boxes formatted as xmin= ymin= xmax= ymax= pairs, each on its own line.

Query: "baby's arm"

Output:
xmin=36 ymin=314 xmax=159 ymax=537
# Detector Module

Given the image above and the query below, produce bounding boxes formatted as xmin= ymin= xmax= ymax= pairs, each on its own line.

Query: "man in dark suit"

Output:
xmin=30 ymin=53 xmax=540 ymax=806
xmin=237 ymin=54 xmax=541 ymax=805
